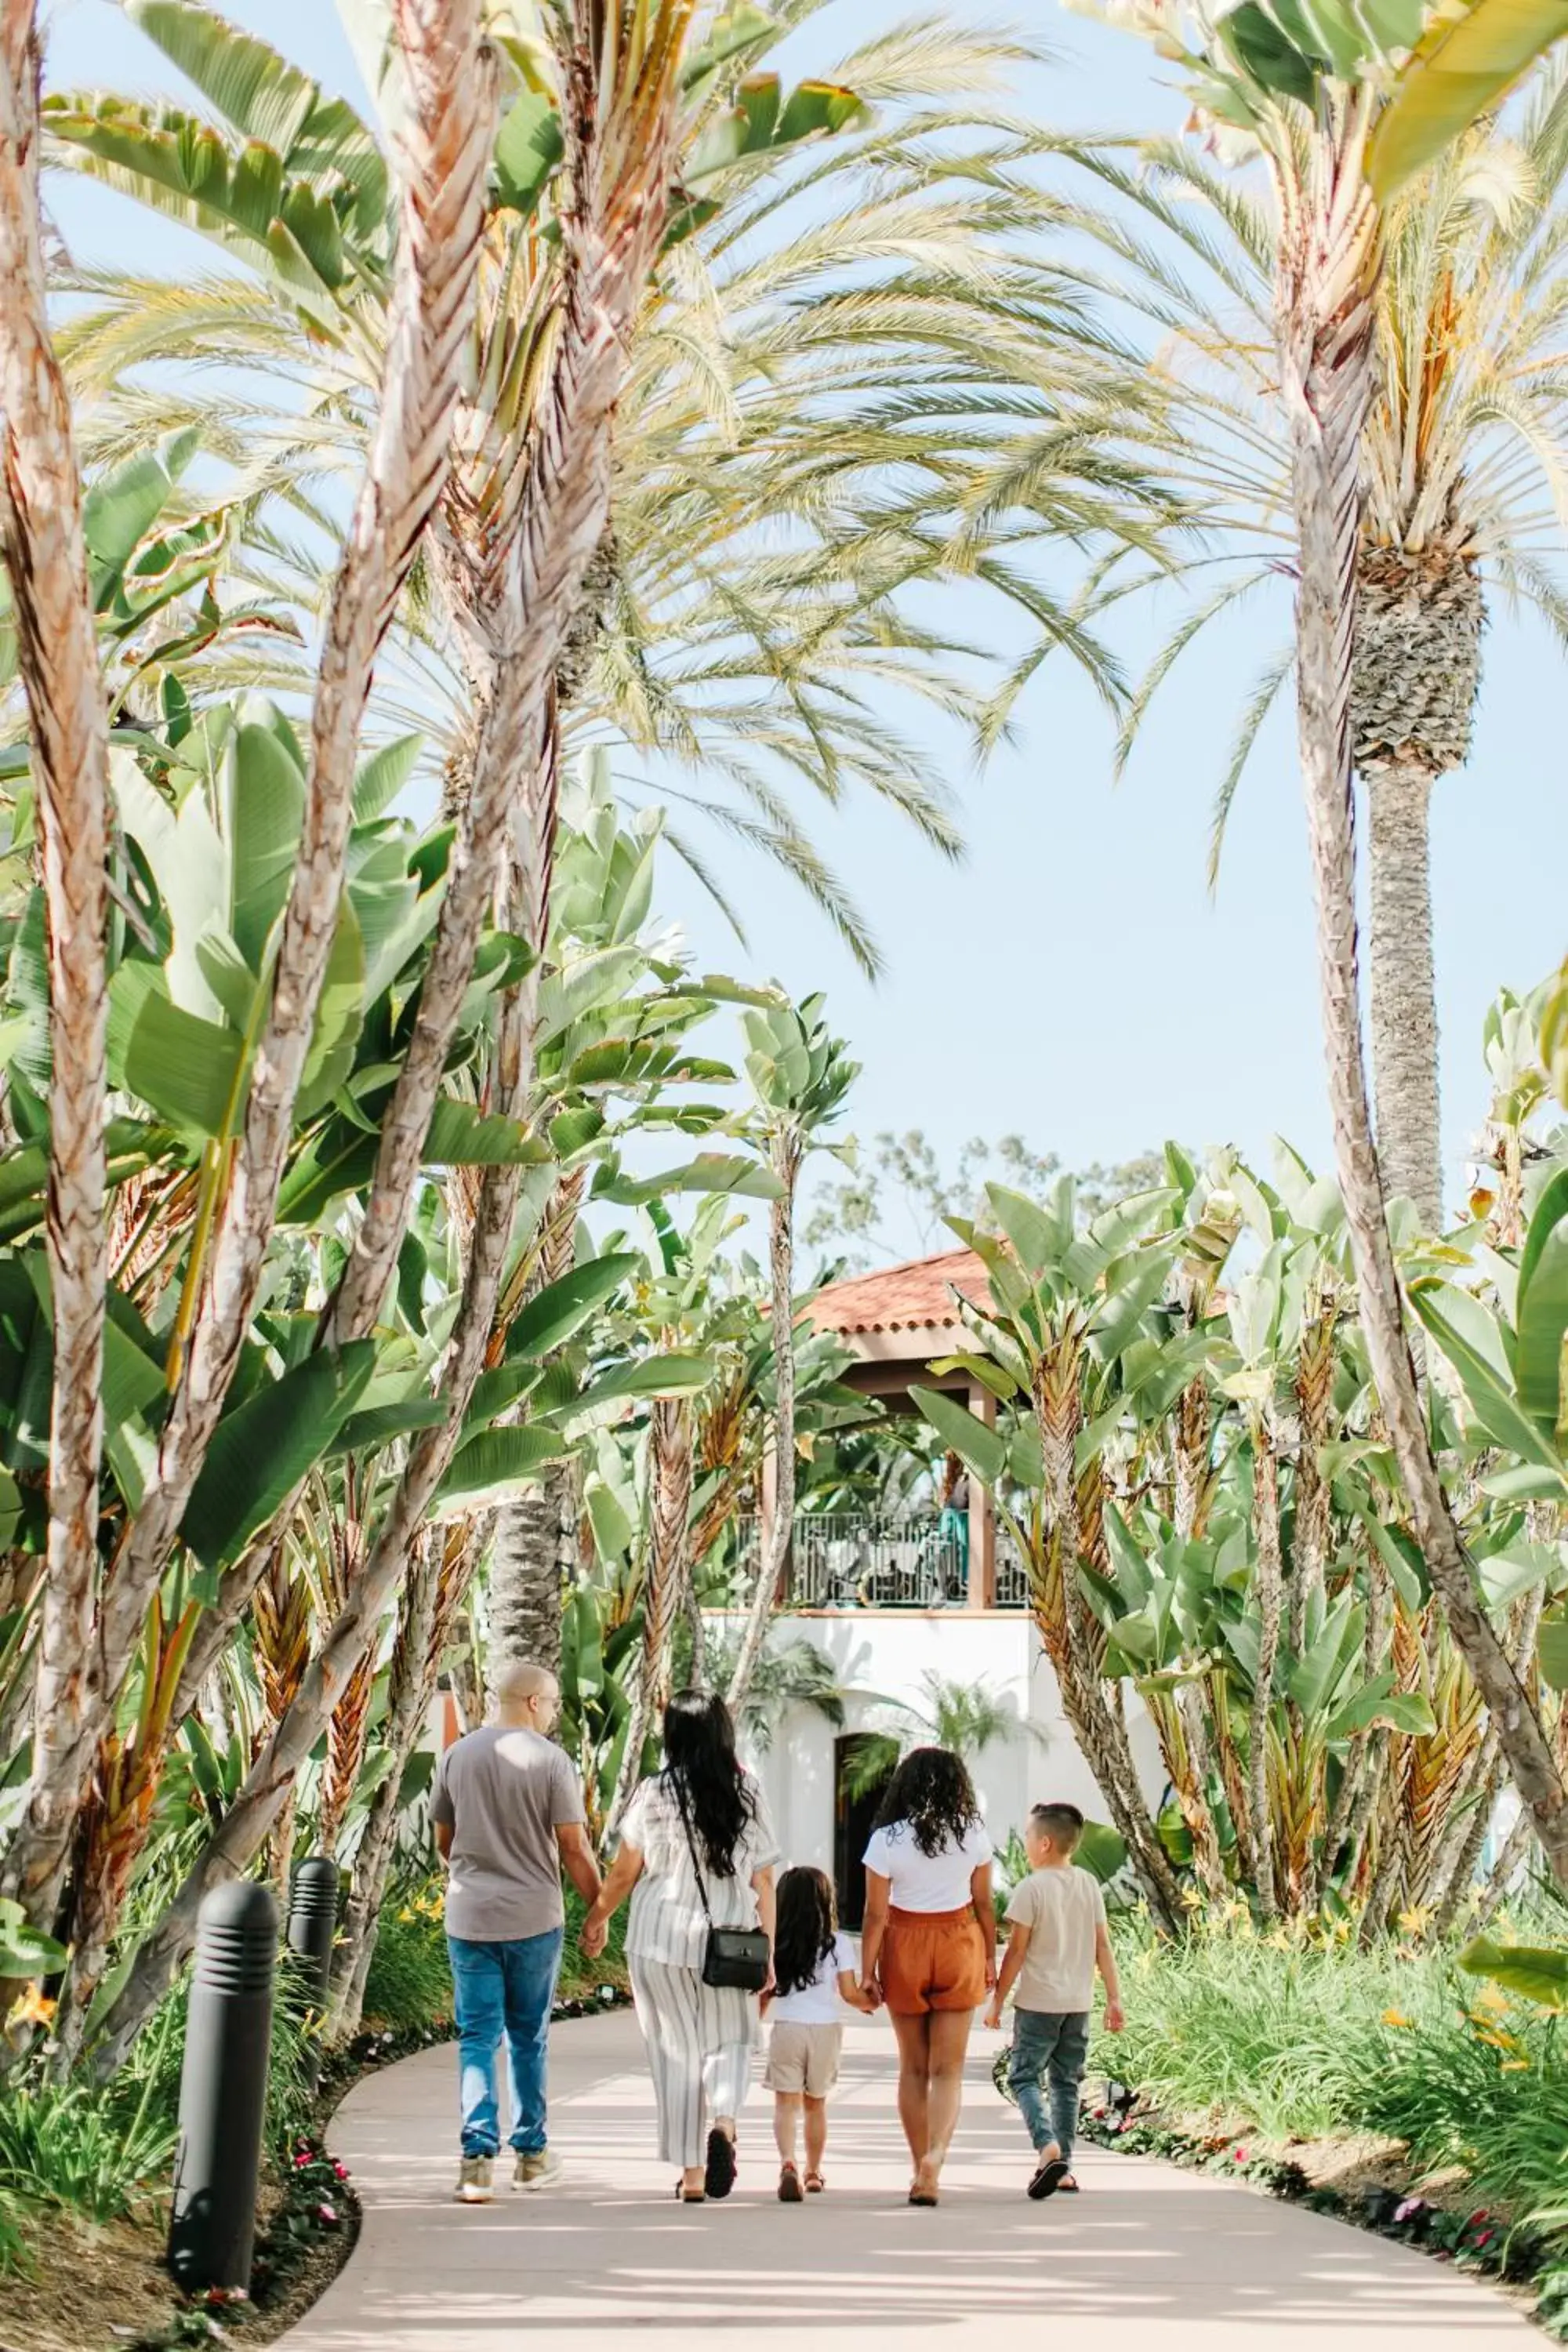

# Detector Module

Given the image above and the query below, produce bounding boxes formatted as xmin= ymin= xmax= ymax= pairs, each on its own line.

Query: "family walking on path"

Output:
xmin=434 ymin=1665 xmax=1124 ymax=2211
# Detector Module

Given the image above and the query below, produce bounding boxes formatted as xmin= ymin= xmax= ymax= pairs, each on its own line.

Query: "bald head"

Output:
xmin=493 ymin=1661 xmax=561 ymax=1730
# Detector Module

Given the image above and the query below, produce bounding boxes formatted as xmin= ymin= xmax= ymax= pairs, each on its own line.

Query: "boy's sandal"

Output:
xmin=778 ymin=2162 xmax=804 ymax=2204
xmin=804 ymin=2171 xmax=826 ymax=2194
xmin=1058 ymin=2173 xmax=1080 ymax=2193
xmin=1028 ymin=2157 xmax=1071 ymax=2201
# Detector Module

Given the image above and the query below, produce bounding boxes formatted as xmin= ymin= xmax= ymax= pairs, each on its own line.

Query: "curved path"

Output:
xmin=281 ymin=2010 xmax=1534 ymax=2350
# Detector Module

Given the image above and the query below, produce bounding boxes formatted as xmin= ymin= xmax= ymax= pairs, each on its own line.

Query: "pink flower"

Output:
xmin=317 ymin=2203 xmax=339 ymax=2226
xmin=332 ymin=2161 xmax=349 ymax=2180
xmin=1394 ymin=2198 xmax=1425 ymax=2224
xmin=1233 ymin=2147 xmax=1248 ymax=2164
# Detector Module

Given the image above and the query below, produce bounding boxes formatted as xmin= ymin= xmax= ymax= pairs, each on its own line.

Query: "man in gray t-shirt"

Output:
xmin=430 ymin=1662 xmax=601 ymax=2202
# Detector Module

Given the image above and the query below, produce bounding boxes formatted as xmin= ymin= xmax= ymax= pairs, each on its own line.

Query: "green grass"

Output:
xmin=360 ymin=1875 xmax=629 ymax=2036
xmin=1097 ymin=1913 xmax=1568 ymax=2259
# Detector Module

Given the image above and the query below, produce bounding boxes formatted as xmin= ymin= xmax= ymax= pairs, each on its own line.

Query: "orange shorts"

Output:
xmin=879 ymin=1905 xmax=987 ymax=2016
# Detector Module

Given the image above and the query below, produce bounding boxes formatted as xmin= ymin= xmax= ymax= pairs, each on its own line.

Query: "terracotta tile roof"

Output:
xmin=808 ymin=1247 xmax=993 ymax=1338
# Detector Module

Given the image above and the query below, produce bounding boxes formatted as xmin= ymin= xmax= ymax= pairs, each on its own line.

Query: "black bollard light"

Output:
xmin=285 ymin=1856 xmax=339 ymax=2088
xmin=169 ymin=1879 xmax=278 ymax=2296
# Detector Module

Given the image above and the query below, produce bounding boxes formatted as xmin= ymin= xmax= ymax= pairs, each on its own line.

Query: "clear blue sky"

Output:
xmin=42 ymin=1 xmax=1568 ymax=1251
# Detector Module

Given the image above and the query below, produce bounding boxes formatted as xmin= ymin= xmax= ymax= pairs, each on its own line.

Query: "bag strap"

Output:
xmin=669 ymin=1770 xmax=715 ymax=1929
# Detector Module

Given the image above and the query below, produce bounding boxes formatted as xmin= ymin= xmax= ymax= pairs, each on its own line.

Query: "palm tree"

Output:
xmin=1065 ymin=81 xmax=1568 ymax=1230
xmin=49 ymin=9 xmax=1176 ymax=970
xmin=725 ymin=994 xmax=857 ymax=1713
xmin=1086 ymin=0 xmax=1568 ymax=1892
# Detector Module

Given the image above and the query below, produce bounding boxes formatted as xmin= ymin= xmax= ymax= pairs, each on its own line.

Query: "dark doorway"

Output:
xmin=834 ymin=1734 xmax=895 ymax=1930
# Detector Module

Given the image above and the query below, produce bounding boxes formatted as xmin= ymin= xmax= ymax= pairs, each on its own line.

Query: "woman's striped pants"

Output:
xmin=628 ymin=1954 xmax=757 ymax=2167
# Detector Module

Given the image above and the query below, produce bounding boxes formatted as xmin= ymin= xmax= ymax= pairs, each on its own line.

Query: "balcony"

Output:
xmin=730 ymin=1515 xmax=1030 ymax=1612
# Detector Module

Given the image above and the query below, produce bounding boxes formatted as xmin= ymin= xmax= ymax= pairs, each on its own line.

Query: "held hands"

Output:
xmin=579 ymin=1915 xmax=608 ymax=1960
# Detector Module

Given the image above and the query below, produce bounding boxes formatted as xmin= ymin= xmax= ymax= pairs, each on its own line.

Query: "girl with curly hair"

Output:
xmin=858 ymin=1746 xmax=994 ymax=2205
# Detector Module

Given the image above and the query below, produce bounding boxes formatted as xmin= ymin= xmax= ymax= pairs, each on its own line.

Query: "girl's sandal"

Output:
xmin=804 ymin=2171 xmax=826 ymax=2195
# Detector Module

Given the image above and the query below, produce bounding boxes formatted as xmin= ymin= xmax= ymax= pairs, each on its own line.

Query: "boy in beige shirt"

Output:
xmin=984 ymin=1802 xmax=1124 ymax=2200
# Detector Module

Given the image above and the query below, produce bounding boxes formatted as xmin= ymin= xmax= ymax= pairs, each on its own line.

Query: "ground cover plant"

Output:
xmin=1066 ymin=1910 xmax=1568 ymax=2330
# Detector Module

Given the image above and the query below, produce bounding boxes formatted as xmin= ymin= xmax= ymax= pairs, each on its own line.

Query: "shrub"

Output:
xmin=361 ymin=1878 xmax=452 ymax=2036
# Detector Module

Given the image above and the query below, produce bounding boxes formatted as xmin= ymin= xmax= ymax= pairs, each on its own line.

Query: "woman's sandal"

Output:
xmin=676 ymin=2180 xmax=707 ymax=2203
xmin=909 ymin=2164 xmax=940 ymax=2207
xmin=778 ymin=2161 xmax=804 ymax=2204
xmin=804 ymin=2171 xmax=826 ymax=2195
xmin=705 ymin=2128 xmax=738 ymax=2201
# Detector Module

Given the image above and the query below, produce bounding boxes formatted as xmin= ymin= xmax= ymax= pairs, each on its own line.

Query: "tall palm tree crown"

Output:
xmin=1071 ymin=75 xmax=1568 ymax=1225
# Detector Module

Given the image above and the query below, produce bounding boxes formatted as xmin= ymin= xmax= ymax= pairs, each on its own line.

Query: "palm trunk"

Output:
xmin=643 ymin=1394 xmax=693 ymax=1719
xmin=1365 ymin=760 xmax=1442 ymax=1229
xmin=0 ymin=9 xmax=110 ymax=1932
xmin=1276 ymin=99 xmax=1568 ymax=1891
xmin=4 ymin=2 xmax=497 ymax=1924
xmin=488 ymin=1165 xmax=586 ymax=1688
xmin=488 ymin=1465 xmax=577 ymax=1683
xmin=727 ymin=1139 xmax=800 ymax=1715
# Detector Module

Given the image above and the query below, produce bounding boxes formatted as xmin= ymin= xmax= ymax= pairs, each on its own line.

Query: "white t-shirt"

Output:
xmin=770 ymin=1931 xmax=858 ymax=2025
xmin=862 ymin=1819 xmax=993 ymax=1913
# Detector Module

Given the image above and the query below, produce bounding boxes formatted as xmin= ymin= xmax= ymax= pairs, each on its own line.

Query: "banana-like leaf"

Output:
xmin=422 ymin=1100 xmax=553 ymax=1168
xmin=1541 ymin=1606 xmax=1568 ymax=1692
xmin=909 ymin=1384 xmax=1007 ymax=1490
xmin=504 ymin=1252 xmax=640 ymax=1363
xmin=433 ymin=1425 xmax=570 ymax=1512
xmin=1458 ymin=1934 xmax=1568 ymax=2009
xmin=1073 ymin=1820 xmax=1129 ymax=1886
xmin=1367 ymin=0 xmax=1568 ymax=200
xmin=553 ymin=1353 xmax=718 ymax=1434
xmin=181 ymin=1340 xmax=376 ymax=1570
xmin=1408 ymin=1279 xmax=1565 ymax=1474
xmin=593 ymin=1152 xmax=783 ymax=1206
xmin=492 ymin=89 xmax=563 ymax=216
xmin=1514 ymin=1167 xmax=1568 ymax=1431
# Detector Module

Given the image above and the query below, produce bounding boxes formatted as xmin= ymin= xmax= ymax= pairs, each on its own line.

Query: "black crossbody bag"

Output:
xmin=670 ymin=1773 xmax=771 ymax=1993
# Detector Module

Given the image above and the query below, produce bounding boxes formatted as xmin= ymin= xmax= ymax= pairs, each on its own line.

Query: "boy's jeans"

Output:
xmin=448 ymin=1929 xmax=564 ymax=2158
xmin=1007 ymin=2007 xmax=1091 ymax=2161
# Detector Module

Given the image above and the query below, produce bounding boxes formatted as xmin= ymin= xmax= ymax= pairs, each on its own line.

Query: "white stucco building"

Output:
xmin=710 ymin=1250 xmax=1165 ymax=1925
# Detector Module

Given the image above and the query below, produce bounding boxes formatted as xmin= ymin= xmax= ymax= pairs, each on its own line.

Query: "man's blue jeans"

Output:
xmin=1007 ymin=2008 xmax=1091 ymax=2160
xmin=448 ymin=1929 xmax=564 ymax=2158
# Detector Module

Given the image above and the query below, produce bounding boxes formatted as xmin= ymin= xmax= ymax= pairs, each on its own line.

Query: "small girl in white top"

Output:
xmin=762 ymin=1867 xmax=877 ymax=2201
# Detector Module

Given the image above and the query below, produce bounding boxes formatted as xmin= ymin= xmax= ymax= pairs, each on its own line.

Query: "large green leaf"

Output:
xmin=908 ymin=1385 xmax=1007 ymax=1490
xmin=423 ymin=1100 xmax=552 ymax=1167
xmin=1541 ymin=1606 xmax=1568 ymax=1693
xmin=492 ymin=88 xmax=563 ymax=216
xmin=1074 ymin=1820 xmax=1128 ymax=1886
xmin=180 ymin=1341 xmax=376 ymax=1570
xmin=1408 ymin=1279 xmax=1565 ymax=1473
xmin=504 ymin=1252 xmax=640 ymax=1363
xmin=1368 ymin=0 xmax=1568 ymax=201
xmin=122 ymin=987 xmax=245 ymax=1139
xmin=433 ymin=1425 xmax=569 ymax=1512
xmin=1515 ymin=1167 xmax=1568 ymax=1431
xmin=1458 ymin=1934 xmax=1568 ymax=2011
xmin=554 ymin=1354 xmax=717 ymax=1432
xmin=82 ymin=427 xmax=199 ymax=596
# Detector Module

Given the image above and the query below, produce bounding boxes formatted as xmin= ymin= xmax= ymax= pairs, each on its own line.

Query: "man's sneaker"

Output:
xmin=514 ymin=2148 xmax=564 ymax=2192
xmin=457 ymin=2155 xmax=495 ymax=2203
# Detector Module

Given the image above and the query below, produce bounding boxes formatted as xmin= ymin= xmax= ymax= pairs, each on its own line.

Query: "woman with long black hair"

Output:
xmin=581 ymin=1692 xmax=778 ymax=2201
xmin=858 ymin=1745 xmax=995 ymax=2206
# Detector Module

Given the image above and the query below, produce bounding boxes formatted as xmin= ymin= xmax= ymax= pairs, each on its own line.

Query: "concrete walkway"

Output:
xmin=281 ymin=2010 xmax=1535 ymax=2350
